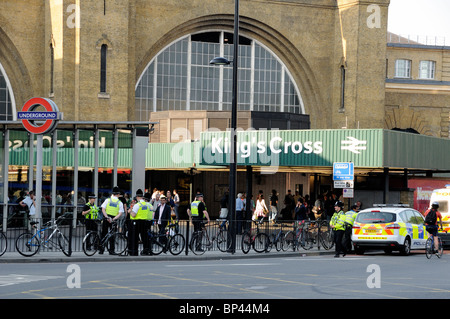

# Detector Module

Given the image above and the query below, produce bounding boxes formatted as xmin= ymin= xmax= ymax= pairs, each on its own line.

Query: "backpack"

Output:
xmin=425 ymin=209 xmax=437 ymax=225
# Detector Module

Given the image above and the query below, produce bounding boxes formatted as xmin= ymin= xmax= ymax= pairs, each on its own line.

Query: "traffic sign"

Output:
xmin=334 ymin=180 xmax=354 ymax=189
xmin=18 ymin=97 xmax=62 ymax=134
xmin=342 ymin=188 xmax=354 ymax=198
xmin=333 ymin=162 xmax=354 ymax=181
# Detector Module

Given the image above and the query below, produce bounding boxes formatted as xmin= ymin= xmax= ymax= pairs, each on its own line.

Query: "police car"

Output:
xmin=351 ymin=204 xmax=429 ymax=255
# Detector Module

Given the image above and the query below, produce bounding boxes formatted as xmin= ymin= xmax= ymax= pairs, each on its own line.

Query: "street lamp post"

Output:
xmin=210 ymin=0 xmax=239 ymax=253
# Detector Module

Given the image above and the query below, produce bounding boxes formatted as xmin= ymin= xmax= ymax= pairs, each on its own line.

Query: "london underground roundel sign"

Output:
xmin=18 ymin=97 xmax=62 ymax=134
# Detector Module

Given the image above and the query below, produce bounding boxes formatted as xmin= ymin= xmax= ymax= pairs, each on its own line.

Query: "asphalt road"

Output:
xmin=0 ymin=251 xmax=449 ymax=302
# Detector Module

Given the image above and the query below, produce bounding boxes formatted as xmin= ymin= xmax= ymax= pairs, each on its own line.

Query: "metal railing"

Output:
xmin=0 ymin=216 xmax=333 ymax=256
xmin=387 ymin=33 xmax=448 ymax=47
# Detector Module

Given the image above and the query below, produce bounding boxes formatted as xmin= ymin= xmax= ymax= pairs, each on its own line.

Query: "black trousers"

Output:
xmin=129 ymin=219 xmax=149 ymax=255
xmin=343 ymin=226 xmax=353 ymax=251
xmin=334 ymin=229 xmax=346 ymax=255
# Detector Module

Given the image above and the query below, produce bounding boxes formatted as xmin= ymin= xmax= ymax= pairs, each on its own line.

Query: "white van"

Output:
xmin=429 ymin=185 xmax=450 ymax=230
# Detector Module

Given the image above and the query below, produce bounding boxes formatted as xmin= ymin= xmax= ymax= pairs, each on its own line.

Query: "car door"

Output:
xmin=412 ymin=210 xmax=427 ymax=247
xmin=403 ymin=210 xmax=420 ymax=249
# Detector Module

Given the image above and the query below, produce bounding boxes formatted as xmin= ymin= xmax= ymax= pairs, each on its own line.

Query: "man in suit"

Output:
xmin=153 ymin=195 xmax=172 ymax=249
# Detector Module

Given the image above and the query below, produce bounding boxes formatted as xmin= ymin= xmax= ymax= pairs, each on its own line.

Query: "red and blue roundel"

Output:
xmin=18 ymin=97 xmax=62 ymax=134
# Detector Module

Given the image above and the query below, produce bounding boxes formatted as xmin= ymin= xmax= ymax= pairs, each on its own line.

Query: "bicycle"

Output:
xmin=241 ymin=218 xmax=270 ymax=254
xmin=190 ymin=221 xmax=231 ymax=255
xmin=149 ymin=223 xmax=185 ymax=255
xmin=0 ymin=231 xmax=7 ymax=257
xmin=15 ymin=217 xmax=70 ymax=257
xmin=302 ymin=219 xmax=335 ymax=250
xmin=267 ymin=222 xmax=287 ymax=252
xmin=282 ymin=220 xmax=307 ymax=251
xmin=82 ymin=220 xmax=127 ymax=256
xmin=425 ymin=229 xmax=445 ymax=259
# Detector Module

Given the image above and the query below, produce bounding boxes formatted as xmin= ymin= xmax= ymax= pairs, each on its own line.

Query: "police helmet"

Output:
xmin=431 ymin=201 xmax=439 ymax=208
xmin=334 ymin=201 xmax=344 ymax=208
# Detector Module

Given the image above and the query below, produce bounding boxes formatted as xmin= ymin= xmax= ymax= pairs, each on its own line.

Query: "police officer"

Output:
xmin=188 ymin=193 xmax=210 ymax=233
xmin=330 ymin=201 xmax=346 ymax=257
xmin=343 ymin=204 xmax=358 ymax=253
xmin=100 ymin=186 xmax=124 ymax=254
xmin=82 ymin=194 xmax=99 ymax=250
xmin=129 ymin=189 xmax=152 ymax=256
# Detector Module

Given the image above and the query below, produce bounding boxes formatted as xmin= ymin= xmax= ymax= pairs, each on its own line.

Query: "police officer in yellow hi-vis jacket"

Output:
xmin=330 ymin=201 xmax=347 ymax=258
xmin=82 ymin=194 xmax=99 ymax=250
xmin=343 ymin=204 xmax=359 ymax=253
xmin=129 ymin=189 xmax=152 ymax=255
xmin=100 ymin=186 xmax=124 ymax=254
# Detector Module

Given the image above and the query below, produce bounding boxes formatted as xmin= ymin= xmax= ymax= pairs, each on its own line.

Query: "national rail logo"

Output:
xmin=18 ymin=97 xmax=63 ymax=134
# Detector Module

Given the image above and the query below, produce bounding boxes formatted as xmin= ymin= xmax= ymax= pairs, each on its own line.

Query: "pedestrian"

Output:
xmin=100 ymin=186 xmax=125 ymax=254
xmin=254 ymin=194 xmax=268 ymax=221
xmin=81 ymin=194 xmax=99 ymax=250
xmin=153 ymin=195 xmax=172 ymax=251
xmin=173 ymin=189 xmax=180 ymax=219
xmin=324 ymin=192 xmax=337 ymax=222
xmin=343 ymin=204 xmax=358 ymax=253
xmin=269 ymin=189 xmax=278 ymax=223
xmin=313 ymin=194 xmax=324 ymax=220
xmin=20 ymin=190 xmax=36 ymax=227
xmin=235 ymin=193 xmax=245 ymax=234
xmin=294 ymin=197 xmax=308 ymax=222
xmin=219 ymin=191 xmax=229 ymax=229
xmin=283 ymin=190 xmax=295 ymax=220
xmin=330 ymin=201 xmax=347 ymax=258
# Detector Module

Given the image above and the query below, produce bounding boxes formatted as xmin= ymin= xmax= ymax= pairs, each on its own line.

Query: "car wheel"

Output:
xmin=355 ymin=246 xmax=365 ymax=255
xmin=400 ymin=237 xmax=411 ymax=256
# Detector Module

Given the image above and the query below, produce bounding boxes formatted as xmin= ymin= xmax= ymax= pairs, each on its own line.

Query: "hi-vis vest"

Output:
xmin=131 ymin=201 xmax=152 ymax=220
xmin=330 ymin=210 xmax=346 ymax=231
xmin=105 ymin=197 xmax=120 ymax=216
xmin=344 ymin=210 xmax=358 ymax=226
xmin=85 ymin=202 xmax=99 ymax=220
xmin=190 ymin=201 xmax=201 ymax=217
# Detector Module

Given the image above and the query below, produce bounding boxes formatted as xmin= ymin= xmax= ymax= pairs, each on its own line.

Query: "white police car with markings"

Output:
xmin=351 ymin=204 xmax=428 ymax=255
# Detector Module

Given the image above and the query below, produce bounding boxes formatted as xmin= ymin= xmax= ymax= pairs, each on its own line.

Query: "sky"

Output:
xmin=388 ymin=0 xmax=450 ymax=45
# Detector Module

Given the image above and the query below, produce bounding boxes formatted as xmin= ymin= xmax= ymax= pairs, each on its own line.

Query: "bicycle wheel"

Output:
xmin=282 ymin=231 xmax=294 ymax=251
xmin=425 ymin=237 xmax=433 ymax=259
xmin=0 ymin=232 xmax=7 ymax=257
xmin=190 ymin=232 xmax=206 ymax=255
xmin=241 ymin=232 xmax=251 ymax=254
xmin=275 ymin=233 xmax=285 ymax=252
xmin=149 ymin=234 xmax=164 ymax=255
xmin=169 ymin=234 xmax=185 ymax=255
xmin=57 ymin=232 xmax=70 ymax=257
xmin=319 ymin=222 xmax=334 ymax=250
xmin=107 ymin=233 xmax=127 ymax=255
xmin=16 ymin=232 xmax=40 ymax=257
xmin=216 ymin=229 xmax=232 ymax=252
xmin=300 ymin=230 xmax=314 ymax=250
xmin=437 ymin=237 xmax=444 ymax=258
xmin=82 ymin=232 xmax=100 ymax=256
xmin=253 ymin=233 xmax=269 ymax=253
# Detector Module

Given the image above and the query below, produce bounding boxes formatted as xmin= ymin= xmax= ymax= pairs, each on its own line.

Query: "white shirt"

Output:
xmin=158 ymin=204 xmax=165 ymax=224
xmin=22 ymin=196 xmax=35 ymax=216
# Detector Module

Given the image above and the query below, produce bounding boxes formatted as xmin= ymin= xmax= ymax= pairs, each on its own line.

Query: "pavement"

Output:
xmin=0 ymin=246 xmax=336 ymax=263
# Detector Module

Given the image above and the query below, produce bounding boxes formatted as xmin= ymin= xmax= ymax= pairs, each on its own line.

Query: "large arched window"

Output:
xmin=135 ymin=31 xmax=304 ymax=121
xmin=0 ymin=62 xmax=15 ymax=120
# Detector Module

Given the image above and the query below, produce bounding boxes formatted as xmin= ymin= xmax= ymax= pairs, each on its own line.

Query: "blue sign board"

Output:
xmin=333 ymin=162 xmax=354 ymax=181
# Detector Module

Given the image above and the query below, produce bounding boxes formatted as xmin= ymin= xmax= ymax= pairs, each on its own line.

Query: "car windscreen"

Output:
xmin=355 ymin=211 xmax=397 ymax=224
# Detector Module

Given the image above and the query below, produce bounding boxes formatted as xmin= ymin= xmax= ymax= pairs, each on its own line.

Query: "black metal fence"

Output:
xmin=1 ymin=216 xmax=329 ymax=256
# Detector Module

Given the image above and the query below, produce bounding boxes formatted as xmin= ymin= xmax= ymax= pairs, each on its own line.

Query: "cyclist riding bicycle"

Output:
xmin=425 ymin=201 xmax=443 ymax=253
